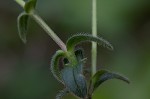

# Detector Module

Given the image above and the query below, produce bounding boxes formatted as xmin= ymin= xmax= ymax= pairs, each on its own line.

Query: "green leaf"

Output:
xmin=66 ymin=33 xmax=114 ymax=51
xmin=61 ymin=65 xmax=87 ymax=98
xmin=24 ymin=0 xmax=37 ymax=13
xmin=90 ymin=70 xmax=130 ymax=93
xmin=56 ymin=88 xmax=69 ymax=99
xmin=50 ymin=50 xmax=66 ymax=84
xmin=17 ymin=12 xmax=29 ymax=43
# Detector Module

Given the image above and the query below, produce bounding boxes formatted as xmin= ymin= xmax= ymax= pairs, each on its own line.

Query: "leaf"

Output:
xmin=61 ymin=65 xmax=87 ymax=98
xmin=24 ymin=0 xmax=37 ymax=13
xmin=66 ymin=33 xmax=114 ymax=51
xmin=90 ymin=70 xmax=130 ymax=93
xmin=56 ymin=88 xmax=69 ymax=99
xmin=17 ymin=12 xmax=29 ymax=43
xmin=50 ymin=50 xmax=66 ymax=84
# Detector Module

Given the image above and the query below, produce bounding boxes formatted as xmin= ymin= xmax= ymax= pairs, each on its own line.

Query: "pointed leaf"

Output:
xmin=17 ymin=12 xmax=29 ymax=43
xmin=56 ymin=88 xmax=69 ymax=99
xmin=50 ymin=50 xmax=66 ymax=84
xmin=90 ymin=70 xmax=130 ymax=93
xmin=61 ymin=65 xmax=87 ymax=98
xmin=66 ymin=33 xmax=113 ymax=51
xmin=24 ymin=0 xmax=37 ymax=13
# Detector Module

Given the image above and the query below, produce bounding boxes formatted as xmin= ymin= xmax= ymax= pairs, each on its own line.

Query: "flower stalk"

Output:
xmin=91 ymin=0 xmax=97 ymax=76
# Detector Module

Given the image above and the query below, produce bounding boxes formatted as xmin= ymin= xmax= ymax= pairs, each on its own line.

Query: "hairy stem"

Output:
xmin=14 ymin=0 xmax=25 ymax=8
xmin=31 ymin=14 xmax=67 ymax=52
xmin=91 ymin=0 xmax=97 ymax=76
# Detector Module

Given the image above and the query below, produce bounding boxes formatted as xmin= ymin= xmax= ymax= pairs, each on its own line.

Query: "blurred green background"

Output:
xmin=0 ymin=0 xmax=150 ymax=99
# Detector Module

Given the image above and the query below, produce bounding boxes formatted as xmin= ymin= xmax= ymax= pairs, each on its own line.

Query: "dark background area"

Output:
xmin=0 ymin=0 xmax=150 ymax=99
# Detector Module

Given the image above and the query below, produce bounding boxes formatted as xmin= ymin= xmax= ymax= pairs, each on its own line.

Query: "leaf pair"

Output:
xmin=52 ymin=49 xmax=130 ymax=99
xmin=50 ymin=33 xmax=116 ymax=99
xmin=17 ymin=0 xmax=37 ymax=43
xmin=50 ymin=32 xmax=114 ymax=82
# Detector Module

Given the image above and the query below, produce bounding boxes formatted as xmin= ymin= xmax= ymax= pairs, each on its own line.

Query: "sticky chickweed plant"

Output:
xmin=15 ymin=0 xmax=130 ymax=99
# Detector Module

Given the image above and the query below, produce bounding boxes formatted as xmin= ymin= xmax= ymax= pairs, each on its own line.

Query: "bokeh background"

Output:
xmin=0 ymin=0 xmax=150 ymax=99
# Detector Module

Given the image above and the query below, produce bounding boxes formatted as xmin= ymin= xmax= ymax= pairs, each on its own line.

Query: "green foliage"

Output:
xmin=16 ymin=0 xmax=38 ymax=43
xmin=89 ymin=70 xmax=130 ymax=93
xmin=50 ymin=50 xmax=66 ymax=84
xmin=17 ymin=12 xmax=29 ymax=43
xmin=15 ymin=0 xmax=130 ymax=99
xmin=66 ymin=33 xmax=114 ymax=52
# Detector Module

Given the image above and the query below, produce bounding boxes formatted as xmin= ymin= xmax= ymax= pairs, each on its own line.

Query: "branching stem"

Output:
xmin=31 ymin=14 xmax=67 ymax=52
xmin=15 ymin=0 xmax=67 ymax=52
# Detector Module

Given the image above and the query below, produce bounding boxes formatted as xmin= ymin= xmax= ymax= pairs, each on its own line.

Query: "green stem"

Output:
xmin=91 ymin=0 xmax=97 ymax=76
xmin=14 ymin=0 xmax=25 ymax=8
xmin=31 ymin=14 xmax=67 ymax=52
